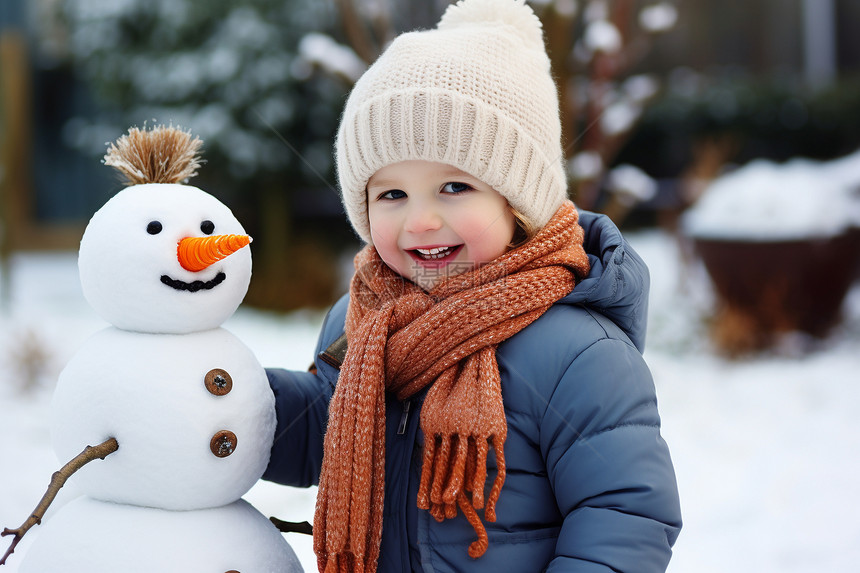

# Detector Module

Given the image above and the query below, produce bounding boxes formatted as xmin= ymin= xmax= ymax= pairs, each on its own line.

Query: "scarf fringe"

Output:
xmin=321 ymin=552 xmax=364 ymax=573
xmin=416 ymin=431 xmax=505 ymax=558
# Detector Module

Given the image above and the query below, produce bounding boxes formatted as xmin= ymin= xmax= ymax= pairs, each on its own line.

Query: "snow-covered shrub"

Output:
xmin=683 ymin=152 xmax=860 ymax=241
xmin=60 ymin=0 xmax=344 ymax=181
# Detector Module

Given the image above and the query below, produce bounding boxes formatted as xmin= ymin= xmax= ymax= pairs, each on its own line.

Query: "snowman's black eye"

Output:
xmin=147 ymin=221 xmax=163 ymax=235
xmin=201 ymin=220 xmax=215 ymax=235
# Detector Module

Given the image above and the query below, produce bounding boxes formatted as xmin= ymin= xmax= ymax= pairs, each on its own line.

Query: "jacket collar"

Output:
xmin=561 ymin=210 xmax=650 ymax=353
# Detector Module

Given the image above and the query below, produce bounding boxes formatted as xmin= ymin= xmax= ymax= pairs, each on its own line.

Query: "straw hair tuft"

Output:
xmin=104 ymin=125 xmax=203 ymax=186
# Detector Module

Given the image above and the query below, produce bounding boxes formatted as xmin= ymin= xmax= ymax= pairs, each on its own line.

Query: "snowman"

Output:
xmin=1 ymin=125 xmax=302 ymax=572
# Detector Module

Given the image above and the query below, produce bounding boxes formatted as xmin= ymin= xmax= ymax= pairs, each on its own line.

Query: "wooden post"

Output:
xmin=0 ymin=31 xmax=33 ymax=308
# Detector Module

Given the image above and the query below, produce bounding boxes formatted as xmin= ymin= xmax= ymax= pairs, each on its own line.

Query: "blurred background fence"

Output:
xmin=2 ymin=0 xmax=859 ymax=313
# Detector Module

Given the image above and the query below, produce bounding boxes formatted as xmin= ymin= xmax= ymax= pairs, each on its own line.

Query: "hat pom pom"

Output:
xmin=439 ymin=0 xmax=544 ymax=51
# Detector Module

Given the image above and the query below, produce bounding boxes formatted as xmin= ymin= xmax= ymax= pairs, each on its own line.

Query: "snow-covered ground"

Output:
xmin=1 ymin=229 xmax=859 ymax=572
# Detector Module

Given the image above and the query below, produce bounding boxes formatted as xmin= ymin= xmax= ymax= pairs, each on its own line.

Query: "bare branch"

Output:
xmin=1 ymin=438 xmax=119 ymax=566
xmin=543 ymin=2 xmax=579 ymax=162
xmin=335 ymin=0 xmax=382 ymax=64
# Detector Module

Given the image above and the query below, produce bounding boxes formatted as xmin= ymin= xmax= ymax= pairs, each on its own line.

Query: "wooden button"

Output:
xmin=210 ymin=430 xmax=237 ymax=457
xmin=204 ymin=368 xmax=233 ymax=396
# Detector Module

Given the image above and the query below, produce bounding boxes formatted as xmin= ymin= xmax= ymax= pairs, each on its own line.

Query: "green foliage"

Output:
xmin=62 ymin=0 xmax=346 ymax=184
xmin=618 ymin=70 xmax=860 ymax=177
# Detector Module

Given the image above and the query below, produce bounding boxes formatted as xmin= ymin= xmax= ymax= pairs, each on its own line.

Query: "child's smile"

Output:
xmin=413 ymin=245 xmax=460 ymax=260
xmin=409 ymin=244 xmax=463 ymax=267
xmin=367 ymin=161 xmax=516 ymax=290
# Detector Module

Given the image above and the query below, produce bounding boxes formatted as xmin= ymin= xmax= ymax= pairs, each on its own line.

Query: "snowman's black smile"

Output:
xmin=161 ymin=272 xmax=226 ymax=292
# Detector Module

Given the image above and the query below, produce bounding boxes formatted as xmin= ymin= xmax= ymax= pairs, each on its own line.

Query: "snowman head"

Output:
xmin=79 ymin=126 xmax=252 ymax=333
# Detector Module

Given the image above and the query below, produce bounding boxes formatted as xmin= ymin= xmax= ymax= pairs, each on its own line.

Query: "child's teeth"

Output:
xmin=416 ymin=246 xmax=453 ymax=259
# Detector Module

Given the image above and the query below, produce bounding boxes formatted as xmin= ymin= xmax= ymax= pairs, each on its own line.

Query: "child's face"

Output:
xmin=367 ymin=160 xmax=516 ymax=291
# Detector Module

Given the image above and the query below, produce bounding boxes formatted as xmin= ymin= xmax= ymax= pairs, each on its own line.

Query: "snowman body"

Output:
xmin=51 ymin=327 xmax=274 ymax=509
xmin=19 ymin=497 xmax=302 ymax=573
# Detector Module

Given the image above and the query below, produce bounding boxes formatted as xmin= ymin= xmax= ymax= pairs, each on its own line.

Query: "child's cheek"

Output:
xmin=457 ymin=212 xmax=512 ymax=262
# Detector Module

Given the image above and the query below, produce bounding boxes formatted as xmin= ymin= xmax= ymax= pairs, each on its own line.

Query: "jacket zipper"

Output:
xmin=397 ymin=400 xmax=412 ymax=435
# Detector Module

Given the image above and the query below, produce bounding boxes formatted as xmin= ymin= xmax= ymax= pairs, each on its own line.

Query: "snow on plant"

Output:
xmin=639 ymin=2 xmax=678 ymax=33
xmin=298 ymin=33 xmax=367 ymax=84
xmin=622 ymin=73 xmax=660 ymax=102
xmin=553 ymin=0 xmax=580 ymax=17
xmin=601 ymin=162 xmax=658 ymax=222
xmin=607 ymin=163 xmax=658 ymax=205
xmin=584 ymin=19 xmax=623 ymax=53
xmin=530 ymin=0 xmax=679 ymax=213
xmin=568 ymin=150 xmax=604 ymax=181
xmin=683 ymin=152 xmax=860 ymax=240
xmin=601 ymin=100 xmax=643 ymax=136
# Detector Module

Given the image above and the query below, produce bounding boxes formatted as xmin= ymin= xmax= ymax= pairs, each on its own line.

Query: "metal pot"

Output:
xmin=693 ymin=228 xmax=860 ymax=350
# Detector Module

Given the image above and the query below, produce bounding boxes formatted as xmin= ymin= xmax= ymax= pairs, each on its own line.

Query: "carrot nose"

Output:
xmin=177 ymin=234 xmax=251 ymax=272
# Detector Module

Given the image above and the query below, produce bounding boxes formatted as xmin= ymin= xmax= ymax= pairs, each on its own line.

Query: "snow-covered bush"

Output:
xmin=684 ymin=152 xmax=860 ymax=241
xmin=536 ymin=0 xmax=679 ymax=212
xmin=60 ymin=0 xmax=344 ymax=182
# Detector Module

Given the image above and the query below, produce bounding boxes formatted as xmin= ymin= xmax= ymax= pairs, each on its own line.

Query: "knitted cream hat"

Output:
xmin=336 ymin=0 xmax=568 ymax=243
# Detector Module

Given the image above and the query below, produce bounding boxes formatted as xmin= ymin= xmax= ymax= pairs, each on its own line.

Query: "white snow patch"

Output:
xmin=639 ymin=2 xmax=679 ymax=33
xmin=584 ymin=20 xmax=623 ymax=54
xmin=683 ymin=153 xmax=860 ymax=240
xmin=629 ymin=229 xmax=860 ymax=572
xmin=623 ymin=74 xmax=660 ymax=103
xmin=583 ymin=0 xmax=609 ymax=22
xmin=553 ymin=0 xmax=579 ymax=18
xmin=298 ymin=33 xmax=366 ymax=83
xmin=601 ymin=100 xmax=643 ymax=136
xmin=607 ymin=163 xmax=658 ymax=204
xmin=568 ymin=150 xmax=604 ymax=180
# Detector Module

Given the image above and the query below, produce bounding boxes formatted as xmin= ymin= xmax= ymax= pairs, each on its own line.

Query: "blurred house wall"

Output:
xmin=642 ymin=0 xmax=858 ymax=76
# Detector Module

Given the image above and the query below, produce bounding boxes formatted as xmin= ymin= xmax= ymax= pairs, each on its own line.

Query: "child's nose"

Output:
xmin=403 ymin=204 xmax=443 ymax=234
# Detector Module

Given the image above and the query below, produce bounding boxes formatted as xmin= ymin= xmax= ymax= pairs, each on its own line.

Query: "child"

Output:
xmin=263 ymin=1 xmax=682 ymax=572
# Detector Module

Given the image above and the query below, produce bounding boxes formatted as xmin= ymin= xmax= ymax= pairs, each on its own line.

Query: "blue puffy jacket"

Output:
xmin=263 ymin=211 xmax=682 ymax=572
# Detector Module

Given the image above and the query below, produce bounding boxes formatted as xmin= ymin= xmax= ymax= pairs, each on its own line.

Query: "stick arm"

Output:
xmin=1 ymin=437 xmax=119 ymax=566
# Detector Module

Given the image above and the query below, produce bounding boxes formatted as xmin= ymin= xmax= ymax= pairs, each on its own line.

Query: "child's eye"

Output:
xmin=443 ymin=182 xmax=472 ymax=194
xmin=377 ymin=189 xmax=407 ymax=200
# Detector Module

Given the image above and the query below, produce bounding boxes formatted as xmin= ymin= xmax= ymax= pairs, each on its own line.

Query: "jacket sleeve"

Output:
xmin=261 ymin=297 xmax=348 ymax=488
xmin=260 ymin=366 xmax=333 ymax=487
xmin=542 ymin=337 xmax=682 ymax=573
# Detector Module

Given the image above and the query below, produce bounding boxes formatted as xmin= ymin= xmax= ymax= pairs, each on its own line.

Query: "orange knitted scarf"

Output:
xmin=314 ymin=201 xmax=590 ymax=573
